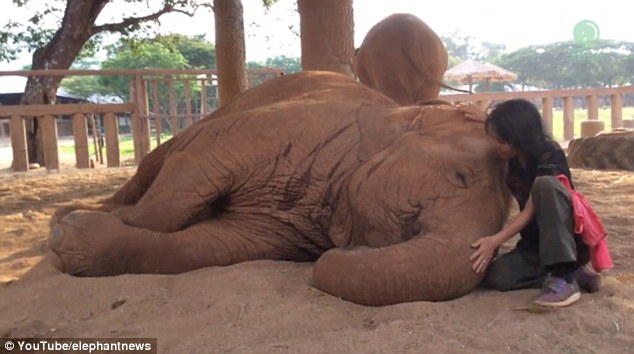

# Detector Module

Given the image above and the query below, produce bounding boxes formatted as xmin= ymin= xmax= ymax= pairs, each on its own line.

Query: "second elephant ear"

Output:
xmin=356 ymin=105 xmax=426 ymax=161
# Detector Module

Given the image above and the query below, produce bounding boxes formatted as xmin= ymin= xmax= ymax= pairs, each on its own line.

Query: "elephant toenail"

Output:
xmin=48 ymin=226 xmax=65 ymax=249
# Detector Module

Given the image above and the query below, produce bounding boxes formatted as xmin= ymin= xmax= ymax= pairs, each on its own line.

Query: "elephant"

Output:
xmin=48 ymin=71 xmax=510 ymax=306
xmin=567 ymin=130 xmax=634 ymax=171
xmin=355 ymin=13 xmax=449 ymax=105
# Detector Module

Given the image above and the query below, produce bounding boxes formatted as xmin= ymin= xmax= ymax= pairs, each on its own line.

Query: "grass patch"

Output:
xmin=550 ymin=107 xmax=634 ymax=141
xmin=58 ymin=133 xmax=173 ymax=159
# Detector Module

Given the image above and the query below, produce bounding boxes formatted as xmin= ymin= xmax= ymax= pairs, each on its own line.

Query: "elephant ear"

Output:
xmin=357 ymin=105 xmax=426 ymax=161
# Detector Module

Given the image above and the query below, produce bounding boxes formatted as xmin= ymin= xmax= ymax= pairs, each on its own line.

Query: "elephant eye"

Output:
xmin=444 ymin=168 xmax=473 ymax=189
xmin=455 ymin=171 xmax=468 ymax=188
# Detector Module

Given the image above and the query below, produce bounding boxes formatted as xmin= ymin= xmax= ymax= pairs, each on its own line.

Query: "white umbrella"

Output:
xmin=444 ymin=59 xmax=518 ymax=91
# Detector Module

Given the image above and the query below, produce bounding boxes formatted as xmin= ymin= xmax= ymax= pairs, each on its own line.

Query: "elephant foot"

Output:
xmin=48 ymin=210 xmax=157 ymax=276
xmin=49 ymin=203 xmax=123 ymax=229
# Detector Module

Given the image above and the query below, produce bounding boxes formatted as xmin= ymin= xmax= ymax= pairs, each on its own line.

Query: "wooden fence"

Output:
xmin=0 ymin=68 xmax=633 ymax=172
xmin=0 ymin=68 xmax=284 ymax=172
xmin=0 ymin=103 xmax=135 ymax=171
xmin=440 ymin=86 xmax=634 ymax=140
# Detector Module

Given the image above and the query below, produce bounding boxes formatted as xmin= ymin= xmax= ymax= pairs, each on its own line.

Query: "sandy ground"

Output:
xmin=0 ymin=154 xmax=633 ymax=353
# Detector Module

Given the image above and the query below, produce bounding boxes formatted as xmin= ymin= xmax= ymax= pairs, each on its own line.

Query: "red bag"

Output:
xmin=555 ymin=174 xmax=613 ymax=272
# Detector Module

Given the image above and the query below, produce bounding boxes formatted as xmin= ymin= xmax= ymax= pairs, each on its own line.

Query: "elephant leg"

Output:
xmin=48 ymin=210 xmax=314 ymax=276
xmin=105 ymin=137 xmax=175 ymax=205
xmin=49 ymin=139 xmax=174 ymax=228
xmin=112 ymin=150 xmax=231 ymax=233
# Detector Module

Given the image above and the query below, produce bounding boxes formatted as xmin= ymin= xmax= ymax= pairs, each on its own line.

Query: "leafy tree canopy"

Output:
xmin=0 ymin=0 xmax=216 ymax=63
xmin=441 ymin=30 xmax=634 ymax=89
xmin=0 ymin=0 xmax=281 ymax=63
xmin=494 ymin=40 xmax=634 ymax=88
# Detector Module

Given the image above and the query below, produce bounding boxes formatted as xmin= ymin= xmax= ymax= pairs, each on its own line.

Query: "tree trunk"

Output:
xmin=20 ymin=0 xmax=108 ymax=167
xmin=298 ymin=0 xmax=355 ymax=76
xmin=214 ymin=0 xmax=248 ymax=107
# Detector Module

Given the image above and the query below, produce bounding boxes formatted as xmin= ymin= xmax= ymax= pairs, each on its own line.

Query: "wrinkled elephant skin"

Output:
xmin=356 ymin=13 xmax=449 ymax=105
xmin=48 ymin=71 xmax=509 ymax=306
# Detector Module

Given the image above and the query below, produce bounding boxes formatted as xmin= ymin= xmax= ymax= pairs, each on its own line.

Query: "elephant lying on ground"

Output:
xmin=48 ymin=71 xmax=510 ymax=306
xmin=567 ymin=130 xmax=634 ymax=171
xmin=355 ymin=13 xmax=449 ymax=105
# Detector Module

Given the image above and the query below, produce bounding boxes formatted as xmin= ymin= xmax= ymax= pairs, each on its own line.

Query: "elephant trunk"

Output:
xmin=312 ymin=217 xmax=501 ymax=306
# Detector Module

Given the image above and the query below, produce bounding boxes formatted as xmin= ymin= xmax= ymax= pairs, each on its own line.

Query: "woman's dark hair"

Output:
xmin=485 ymin=98 xmax=554 ymax=162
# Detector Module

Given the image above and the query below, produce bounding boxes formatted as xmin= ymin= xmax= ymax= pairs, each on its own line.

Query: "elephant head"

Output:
xmin=313 ymin=105 xmax=511 ymax=306
xmin=355 ymin=13 xmax=449 ymax=105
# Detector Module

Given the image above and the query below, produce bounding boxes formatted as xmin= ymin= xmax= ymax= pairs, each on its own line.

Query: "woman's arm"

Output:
xmin=470 ymin=196 xmax=535 ymax=274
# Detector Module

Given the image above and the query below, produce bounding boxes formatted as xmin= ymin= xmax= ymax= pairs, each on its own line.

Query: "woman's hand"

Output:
xmin=470 ymin=234 xmax=502 ymax=274
xmin=456 ymin=103 xmax=487 ymax=122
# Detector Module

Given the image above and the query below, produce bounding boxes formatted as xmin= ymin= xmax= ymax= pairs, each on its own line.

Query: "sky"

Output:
xmin=1 ymin=0 xmax=633 ymax=68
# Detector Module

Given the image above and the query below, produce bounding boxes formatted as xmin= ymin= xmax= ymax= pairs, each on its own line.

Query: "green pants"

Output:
xmin=483 ymin=176 xmax=590 ymax=291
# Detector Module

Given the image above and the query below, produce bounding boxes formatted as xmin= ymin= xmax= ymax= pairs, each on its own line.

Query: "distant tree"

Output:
xmin=98 ymin=40 xmax=189 ymax=100
xmin=155 ymin=33 xmax=216 ymax=69
xmin=441 ymin=31 xmax=474 ymax=61
xmin=61 ymin=35 xmax=215 ymax=99
xmin=473 ymin=41 xmax=507 ymax=62
xmin=60 ymin=58 xmax=108 ymax=98
xmin=495 ymin=40 xmax=634 ymax=89
xmin=442 ymin=31 xmax=506 ymax=64
xmin=248 ymin=55 xmax=301 ymax=74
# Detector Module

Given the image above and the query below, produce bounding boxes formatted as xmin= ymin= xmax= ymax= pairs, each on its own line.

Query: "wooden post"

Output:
xmin=200 ymin=78 xmax=207 ymax=116
xmin=130 ymin=76 xmax=151 ymax=164
xmin=563 ymin=96 xmax=575 ymax=141
xmin=587 ymin=95 xmax=599 ymax=120
xmin=611 ymin=93 xmax=623 ymax=129
xmin=40 ymin=115 xmax=60 ymax=170
xmin=103 ymin=112 xmax=120 ymax=167
xmin=9 ymin=115 xmax=28 ymax=172
xmin=580 ymin=120 xmax=604 ymax=137
xmin=169 ymin=80 xmax=177 ymax=136
xmin=184 ymin=80 xmax=193 ymax=127
xmin=89 ymin=115 xmax=100 ymax=164
xmin=151 ymin=81 xmax=162 ymax=146
xmin=139 ymin=75 xmax=151 ymax=153
xmin=541 ymin=97 xmax=554 ymax=136
xmin=72 ymin=113 xmax=90 ymax=169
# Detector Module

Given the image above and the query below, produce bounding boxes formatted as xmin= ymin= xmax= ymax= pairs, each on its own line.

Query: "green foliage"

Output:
xmin=61 ymin=35 xmax=216 ymax=100
xmin=60 ymin=58 xmax=109 ymax=98
xmin=248 ymin=55 xmax=301 ymax=74
xmin=99 ymin=40 xmax=190 ymax=101
xmin=154 ymin=34 xmax=216 ymax=69
xmin=441 ymin=30 xmax=633 ymax=88
xmin=0 ymin=0 xmax=212 ymax=62
xmin=494 ymin=40 xmax=634 ymax=89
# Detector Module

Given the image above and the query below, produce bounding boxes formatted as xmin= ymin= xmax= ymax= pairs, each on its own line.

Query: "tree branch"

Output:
xmin=90 ymin=1 xmax=195 ymax=35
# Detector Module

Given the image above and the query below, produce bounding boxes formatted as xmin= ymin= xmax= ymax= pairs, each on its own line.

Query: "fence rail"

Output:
xmin=441 ymin=86 xmax=634 ymax=140
xmin=1 ymin=69 xmax=632 ymax=172
xmin=1 ymin=103 xmax=136 ymax=172
xmin=0 ymin=69 xmax=284 ymax=172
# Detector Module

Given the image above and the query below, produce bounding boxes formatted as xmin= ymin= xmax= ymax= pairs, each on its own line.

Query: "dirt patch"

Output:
xmin=0 ymin=168 xmax=633 ymax=353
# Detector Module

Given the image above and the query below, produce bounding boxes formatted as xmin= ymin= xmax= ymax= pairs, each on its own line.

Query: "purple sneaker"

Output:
xmin=574 ymin=264 xmax=603 ymax=293
xmin=533 ymin=277 xmax=580 ymax=308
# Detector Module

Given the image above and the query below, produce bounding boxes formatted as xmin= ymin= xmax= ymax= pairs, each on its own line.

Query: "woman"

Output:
xmin=467 ymin=99 xmax=602 ymax=308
